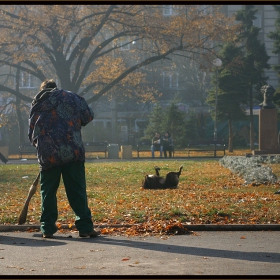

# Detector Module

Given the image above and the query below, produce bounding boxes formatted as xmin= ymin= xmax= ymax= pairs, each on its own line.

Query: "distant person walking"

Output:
xmin=28 ymin=79 xmax=100 ymax=238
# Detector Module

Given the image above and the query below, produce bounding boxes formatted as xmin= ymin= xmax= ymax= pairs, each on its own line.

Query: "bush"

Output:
xmin=220 ymin=156 xmax=278 ymax=184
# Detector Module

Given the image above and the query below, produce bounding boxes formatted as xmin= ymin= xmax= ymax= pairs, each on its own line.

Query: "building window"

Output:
xmin=163 ymin=71 xmax=178 ymax=88
xmin=19 ymin=72 xmax=35 ymax=88
xmin=102 ymin=31 xmax=114 ymax=51
xmin=163 ymin=5 xmax=173 ymax=16
xmin=120 ymin=38 xmax=131 ymax=51
xmin=162 ymin=5 xmax=178 ymax=16
xmin=253 ymin=12 xmax=262 ymax=30
xmin=198 ymin=5 xmax=212 ymax=15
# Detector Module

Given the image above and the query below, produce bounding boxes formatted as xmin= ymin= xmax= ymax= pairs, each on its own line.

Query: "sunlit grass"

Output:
xmin=0 ymin=159 xmax=279 ymax=227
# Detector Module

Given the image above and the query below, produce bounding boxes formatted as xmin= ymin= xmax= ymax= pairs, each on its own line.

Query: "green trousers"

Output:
xmin=40 ymin=161 xmax=93 ymax=235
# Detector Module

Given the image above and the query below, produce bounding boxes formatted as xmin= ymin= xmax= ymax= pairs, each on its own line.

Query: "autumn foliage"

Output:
xmin=0 ymin=5 xmax=238 ymax=104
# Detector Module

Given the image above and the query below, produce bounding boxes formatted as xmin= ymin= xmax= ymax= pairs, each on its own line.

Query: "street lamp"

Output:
xmin=212 ymin=58 xmax=222 ymax=157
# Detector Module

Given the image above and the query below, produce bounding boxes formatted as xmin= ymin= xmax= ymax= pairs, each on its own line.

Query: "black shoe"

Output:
xmin=274 ymin=190 xmax=280 ymax=194
xmin=79 ymin=229 xmax=101 ymax=238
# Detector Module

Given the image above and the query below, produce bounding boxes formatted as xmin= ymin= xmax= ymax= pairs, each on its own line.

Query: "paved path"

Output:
xmin=0 ymin=230 xmax=279 ymax=275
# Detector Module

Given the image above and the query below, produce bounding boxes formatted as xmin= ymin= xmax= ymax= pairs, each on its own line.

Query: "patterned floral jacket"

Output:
xmin=28 ymin=88 xmax=94 ymax=170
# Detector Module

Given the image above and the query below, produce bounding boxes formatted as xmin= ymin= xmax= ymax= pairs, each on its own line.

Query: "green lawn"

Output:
xmin=0 ymin=159 xmax=279 ymax=232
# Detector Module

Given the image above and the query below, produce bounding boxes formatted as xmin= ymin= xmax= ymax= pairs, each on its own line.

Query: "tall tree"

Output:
xmin=144 ymin=102 xmax=187 ymax=148
xmin=0 ymin=5 xmax=237 ymax=105
xmin=184 ymin=113 xmax=199 ymax=145
xmin=268 ymin=5 xmax=280 ymax=77
xmin=15 ymin=66 xmax=25 ymax=146
xmin=0 ymin=5 xmax=239 ymax=149
xmin=164 ymin=101 xmax=187 ymax=148
xmin=144 ymin=103 xmax=164 ymax=140
xmin=235 ymin=5 xmax=270 ymax=150
xmin=207 ymin=43 xmax=247 ymax=152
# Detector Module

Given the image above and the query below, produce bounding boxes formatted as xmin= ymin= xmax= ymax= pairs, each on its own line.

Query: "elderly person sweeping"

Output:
xmin=28 ymin=79 xmax=100 ymax=238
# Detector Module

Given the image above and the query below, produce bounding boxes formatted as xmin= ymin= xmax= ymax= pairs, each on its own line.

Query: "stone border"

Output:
xmin=1 ymin=224 xmax=279 ymax=232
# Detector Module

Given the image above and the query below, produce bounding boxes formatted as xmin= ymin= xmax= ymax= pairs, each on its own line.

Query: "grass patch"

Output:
xmin=0 ymin=159 xmax=279 ymax=228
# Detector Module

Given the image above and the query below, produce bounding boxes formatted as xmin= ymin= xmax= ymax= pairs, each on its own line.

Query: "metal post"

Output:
xmin=214 ymin=68 xmax=218 ymax=142
xmin=111 ymin=98 xmax=117 ymax=143
xmin=212 ymin=58 xmax=222 ymax=157
xmin=214 ymin=68 xmax=218 ymax=158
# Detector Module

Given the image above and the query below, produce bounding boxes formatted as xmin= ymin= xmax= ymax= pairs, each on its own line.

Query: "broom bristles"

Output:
xmin=18 ymin=173 xmax=40 ymax=225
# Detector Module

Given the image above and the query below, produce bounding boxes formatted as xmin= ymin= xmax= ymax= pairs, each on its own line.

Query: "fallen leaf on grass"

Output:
xmin=2 ymin=160 xmax=279 ymax=236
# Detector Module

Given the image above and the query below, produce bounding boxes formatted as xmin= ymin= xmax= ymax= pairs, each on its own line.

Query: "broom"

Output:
xmin=18 ymin=172 xmax=40 ymax=225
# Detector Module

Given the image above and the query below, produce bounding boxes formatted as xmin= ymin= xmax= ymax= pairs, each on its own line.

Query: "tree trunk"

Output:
xmin=228 ymin=118 xmax=233 ymax=152
xmin=249 ymin=83 xmax=255 ymax=151
xmin=15 ymin=67 xmax=25 ymax=146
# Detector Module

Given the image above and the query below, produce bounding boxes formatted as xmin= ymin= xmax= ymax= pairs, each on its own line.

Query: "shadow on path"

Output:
xmin=1 ymin=233 xmax=279 ymax=264
xmin=95 ymin=237 xmax=280 ymax=263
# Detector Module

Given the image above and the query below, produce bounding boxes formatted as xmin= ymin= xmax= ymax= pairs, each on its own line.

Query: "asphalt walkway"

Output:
xmin=1 ymin=156 xmax=279 ymax=276
xmin=0 ymin=230 xmax=279 ymax=275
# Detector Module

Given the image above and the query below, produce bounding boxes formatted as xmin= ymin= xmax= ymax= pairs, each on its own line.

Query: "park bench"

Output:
xmin=19 ymin=141 xmax=108 ymax=159
xmin=19 ymin=143 xmax=37 ymax=159
xmin=137 ymin=140 xmax=174 ymax=158
xmin=187 ymin=140 xmax=226 ymax=158
xmin=84 ymin=141 xmax=108 ymax=158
